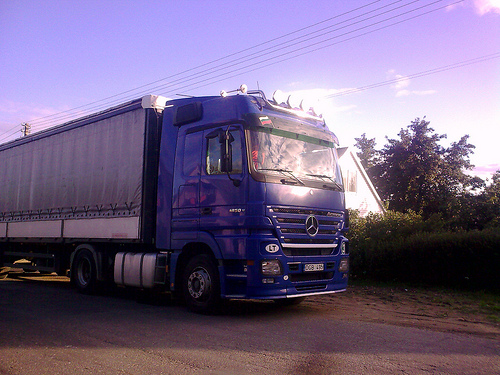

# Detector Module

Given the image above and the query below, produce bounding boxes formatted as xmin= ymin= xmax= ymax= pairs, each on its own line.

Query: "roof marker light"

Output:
xmin=287 ymin=94 xmax=302 ymax=110
xmin=272 ymin=90 xmax=288 ymax=106
xmin=300 ymin=98 xmax=314 ymax=114
xmin=141 ymin=95 xmax=170 ymax=111
xmin=220 ymin=84 xmax=247 ymax=97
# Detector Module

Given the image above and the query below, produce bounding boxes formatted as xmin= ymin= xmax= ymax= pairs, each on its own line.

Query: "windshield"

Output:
xmin=248 ymin=127 xmax=343 ymax=190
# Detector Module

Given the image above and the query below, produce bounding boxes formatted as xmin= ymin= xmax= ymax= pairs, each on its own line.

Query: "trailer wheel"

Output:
xmin=182 ymin=254 xmax=221 ymax=314
xmin=71 ymin=249 xmax=97 ymax=294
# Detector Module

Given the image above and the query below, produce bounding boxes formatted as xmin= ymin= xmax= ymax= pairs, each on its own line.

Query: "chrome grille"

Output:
xmin=268 ymin=206 xmax=344 ymax=256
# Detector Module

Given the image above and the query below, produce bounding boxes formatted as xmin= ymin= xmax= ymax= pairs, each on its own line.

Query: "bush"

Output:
xmin=348 ymin=210 xmax=500 ymax=291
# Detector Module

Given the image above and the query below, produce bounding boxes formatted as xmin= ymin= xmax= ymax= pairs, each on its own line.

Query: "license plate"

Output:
xmin=304 ymin=263 xmax=324 ymax=272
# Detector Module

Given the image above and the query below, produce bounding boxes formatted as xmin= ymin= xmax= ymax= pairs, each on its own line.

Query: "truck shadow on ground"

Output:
xmin=134 ymin=288 xmax=308 ymax=317
xmin=3 ymin=272 xmax=310 ymax=318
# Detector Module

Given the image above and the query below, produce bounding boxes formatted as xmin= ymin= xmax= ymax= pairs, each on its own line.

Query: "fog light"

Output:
xmin=261 ymin=259 xmax=282 ymax=276
xmin=339 ymin=258 xmax=349 ymax=273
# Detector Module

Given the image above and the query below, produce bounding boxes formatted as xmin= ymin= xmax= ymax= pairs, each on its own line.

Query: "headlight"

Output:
xmin=261 ymin=260 xmax=283 ymax=276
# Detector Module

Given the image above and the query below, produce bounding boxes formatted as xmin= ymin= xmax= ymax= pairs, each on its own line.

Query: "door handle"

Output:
xmin=201 ymin=207 xmax=212 ymax=215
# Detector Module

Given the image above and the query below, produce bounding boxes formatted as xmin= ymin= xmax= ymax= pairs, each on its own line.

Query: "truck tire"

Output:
xmin=71 ymin=249 xmax=97 ymax=294
xmin=182 ymin=254 xmax=221 ymax=314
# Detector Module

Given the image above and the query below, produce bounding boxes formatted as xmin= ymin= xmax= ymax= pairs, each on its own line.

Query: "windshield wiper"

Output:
xmin=306 ymin=174 xmax=344 ymax=191
xmin=258 ymin=168 xmax=305 ymax=186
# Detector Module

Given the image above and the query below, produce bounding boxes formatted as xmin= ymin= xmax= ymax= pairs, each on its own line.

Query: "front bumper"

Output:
xmin=222 ymin=255 xmax=349 ymax=300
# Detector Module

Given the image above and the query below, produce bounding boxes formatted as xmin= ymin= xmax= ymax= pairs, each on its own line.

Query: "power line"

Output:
xmin=29 ymin=0 xmax=451 ymax=129
xmin=148 ymin=0 xmax=460 ymax=99
xmin=1 ymin=0 xmax=464 ymax=138
xmin=26 ymin=0 xmax=408 ymax=130
xmin=323 ymin=52 xmax=500 ymax=98
xmin=0 ymin=128 xmax=22 ymax=144
xmin=126 ymin=0 xmax=426 ymax=101
xmin=27 ymin=0 xmax=452 ymax=129
xmin=23 ymin=0 xmax=388 ymax=131
xmin=49 ymin=1 xmax=454 ymax=128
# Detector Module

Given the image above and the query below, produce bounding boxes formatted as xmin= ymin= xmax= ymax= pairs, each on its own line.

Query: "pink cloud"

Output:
xmin=447 ymin=0 xmax=500 ymax=15
xmin=474 ymin=164 xmax=500 ymax=174
xmin=473 ymin=0 xmax=500 ymax=15
xmin=471 ymin=164 xmax=500 ymax=181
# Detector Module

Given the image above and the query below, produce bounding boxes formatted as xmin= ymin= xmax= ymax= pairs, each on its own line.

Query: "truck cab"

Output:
xmin=157 ymin=88 xmax=349 ymax=312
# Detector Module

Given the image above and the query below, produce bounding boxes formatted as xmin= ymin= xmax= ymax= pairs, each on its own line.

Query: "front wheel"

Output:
xmin=71 ymin=249 xmax=97 ymax=294
xmin=182 ymin=254 xmax=221 ymax=314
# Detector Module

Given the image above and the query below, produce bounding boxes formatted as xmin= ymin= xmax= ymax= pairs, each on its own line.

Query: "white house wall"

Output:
xmin=338 ymin=148 xmax=385 ymax=217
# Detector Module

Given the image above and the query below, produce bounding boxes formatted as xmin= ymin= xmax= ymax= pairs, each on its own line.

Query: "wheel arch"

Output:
xmin=170 ymin=231 xmax=223 ymax=291
xmin=174 ymin=241 xmax=218 ymax=293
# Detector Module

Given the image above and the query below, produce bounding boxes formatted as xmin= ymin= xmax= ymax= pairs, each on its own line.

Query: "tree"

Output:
xmin=480 ymin=171 xmax=500 ymax=227
xmin=357 ymin=118 xmax=477 ymax=219
xmin=485 ymin=171 xmax=500 ymax=203
xmin=354 ymin=133 xmax=380 ymax=188
xmin=354 ymin=133 xmax=378 ymax=170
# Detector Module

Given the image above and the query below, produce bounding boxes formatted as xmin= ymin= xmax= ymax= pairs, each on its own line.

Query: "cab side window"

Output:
xmin=184 ymin=132 xmax=202 ymax=176
xmin=206 ymin=129 xmax=242 ymax=175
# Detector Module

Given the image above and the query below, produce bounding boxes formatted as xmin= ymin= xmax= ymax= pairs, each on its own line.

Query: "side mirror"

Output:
xmin=206 ymin=128 xmax=241 ymax=186
xmin=221 ymin=142 xmax=233 ymax=173
xmin=218 ymin=131 xmax=234 ymax=173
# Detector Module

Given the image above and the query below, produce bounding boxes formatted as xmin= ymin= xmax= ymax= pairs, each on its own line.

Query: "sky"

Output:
xmin=1 ymin=0 xmax=499 ymax=180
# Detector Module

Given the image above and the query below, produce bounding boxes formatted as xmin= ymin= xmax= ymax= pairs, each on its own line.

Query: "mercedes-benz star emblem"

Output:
xmin=305 ymin=215 xmax=319 ymax=236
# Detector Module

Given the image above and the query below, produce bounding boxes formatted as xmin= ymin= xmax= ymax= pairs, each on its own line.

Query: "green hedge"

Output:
xmin=348 ymin=211 xmax=500 ymax=291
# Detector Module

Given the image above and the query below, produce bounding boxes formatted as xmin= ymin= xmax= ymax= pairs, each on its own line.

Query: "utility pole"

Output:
xmin=21 ymin=122 xmax=31 ymax=137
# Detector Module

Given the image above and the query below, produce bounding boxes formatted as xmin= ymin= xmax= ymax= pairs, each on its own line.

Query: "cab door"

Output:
xmin=172 ymin=130 xmax=203 ymax=234
xmin=200 ymin=125 xmax=247 ymax=233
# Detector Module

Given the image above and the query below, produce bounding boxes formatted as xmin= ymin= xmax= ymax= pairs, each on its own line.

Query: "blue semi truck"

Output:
xmin=0 ymin=86 xmax=349 ymax=313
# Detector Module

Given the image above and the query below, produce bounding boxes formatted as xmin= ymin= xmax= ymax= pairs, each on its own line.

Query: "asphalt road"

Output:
xmin=1 ymin=274 xmax=499 ymax=375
